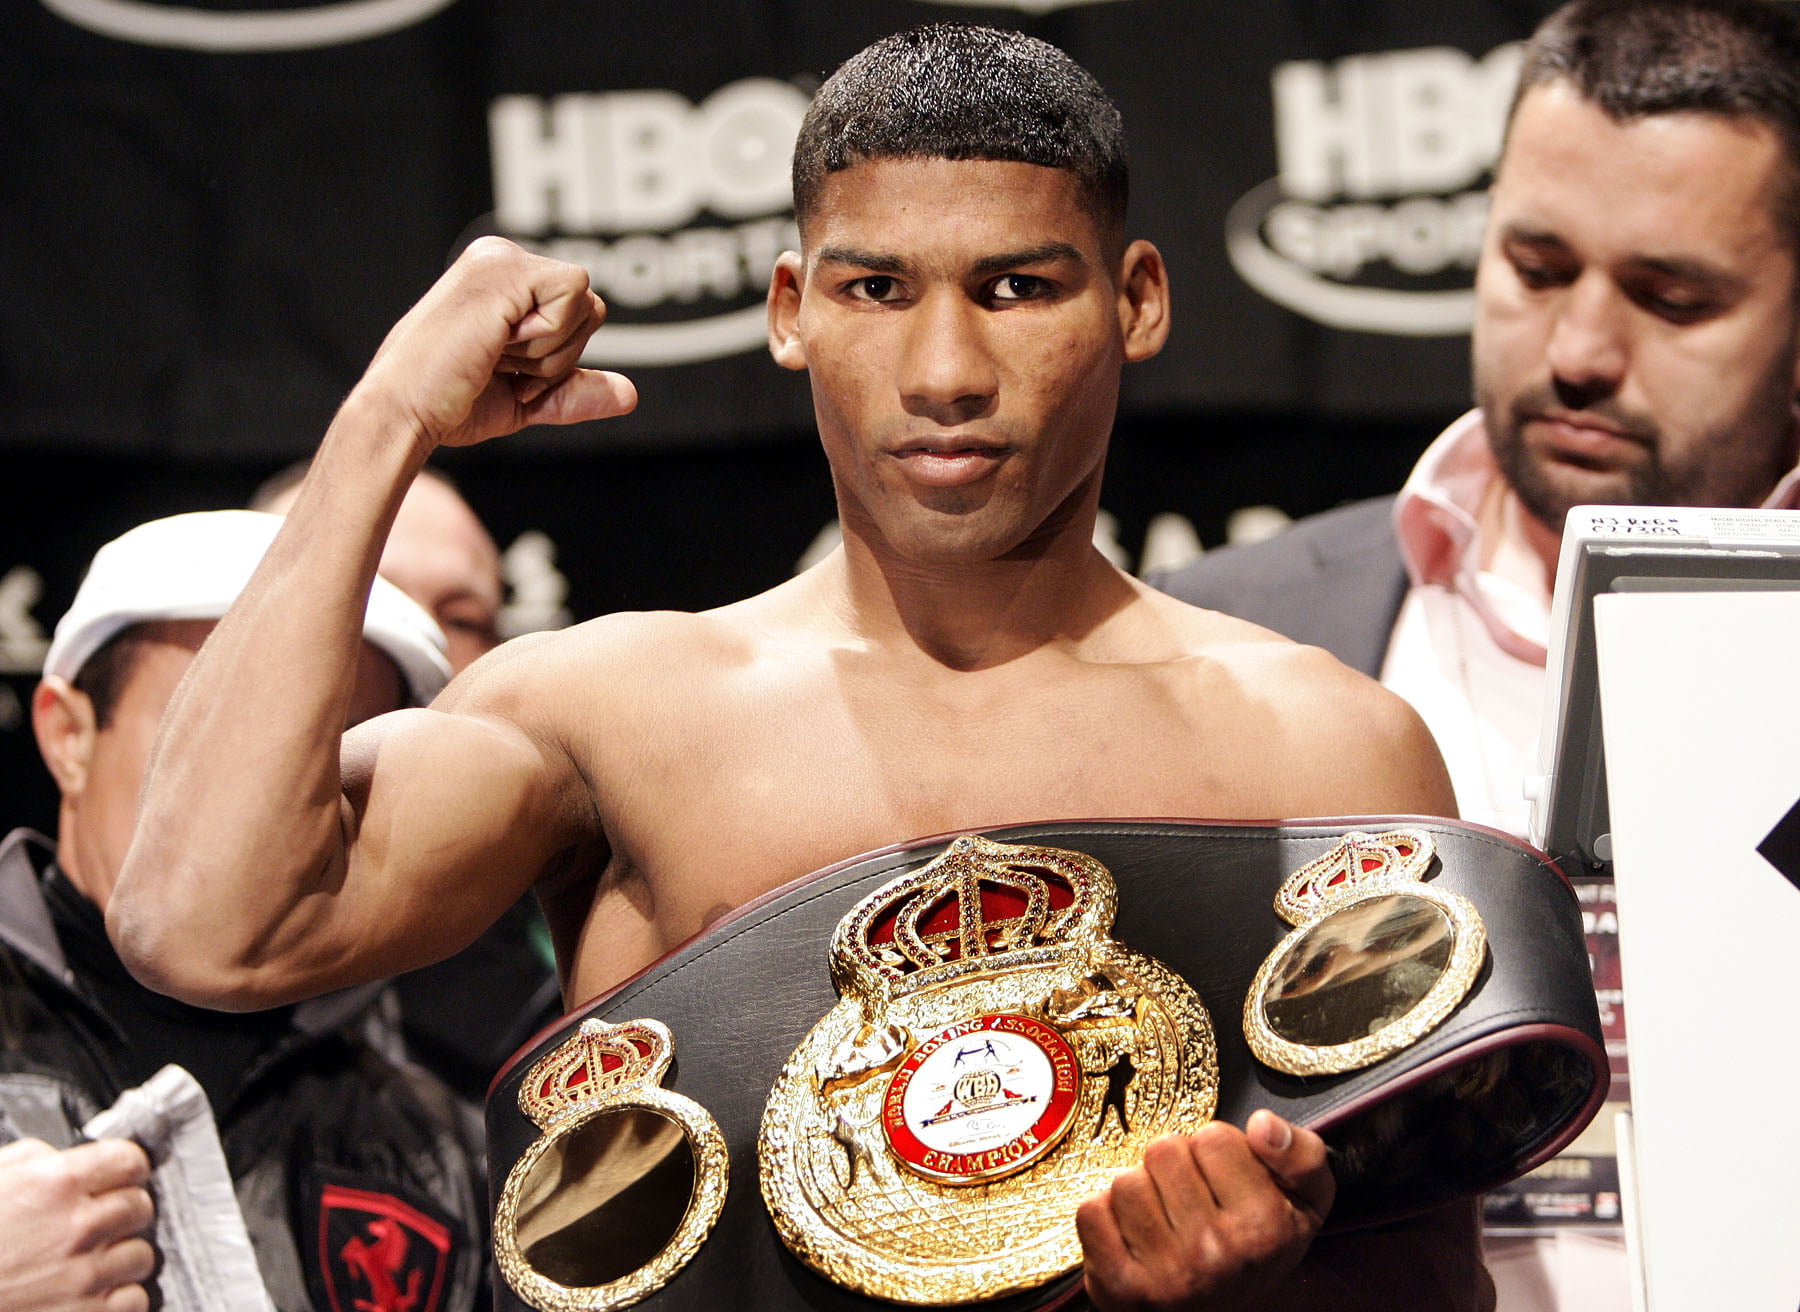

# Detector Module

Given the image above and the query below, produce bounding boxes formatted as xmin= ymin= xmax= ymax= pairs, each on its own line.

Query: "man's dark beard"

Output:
xmin=1483 ymin=390 xmax=1662 ymax=536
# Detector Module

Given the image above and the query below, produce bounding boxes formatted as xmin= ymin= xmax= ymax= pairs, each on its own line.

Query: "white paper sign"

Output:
xmin=1595 ymin=590 xmax=1800 ymax=1312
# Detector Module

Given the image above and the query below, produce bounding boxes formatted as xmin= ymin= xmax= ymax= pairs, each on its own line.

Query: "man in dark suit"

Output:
xmin=1153 ymin=0 xmax=1800 ymax=839
xmin=1154 ymin=3 xmax=1800 ymax=1306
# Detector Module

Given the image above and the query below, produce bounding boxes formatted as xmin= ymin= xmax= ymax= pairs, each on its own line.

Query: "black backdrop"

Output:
xmin=2 ymin=0 xmax=1592 ymax=824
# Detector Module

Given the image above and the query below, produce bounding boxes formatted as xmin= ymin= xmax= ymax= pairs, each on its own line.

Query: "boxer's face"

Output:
xmin=769 ymin=157 xmax=1168 ymax=565
xmin=1475 ymin=81 xmax=1800 ymax=535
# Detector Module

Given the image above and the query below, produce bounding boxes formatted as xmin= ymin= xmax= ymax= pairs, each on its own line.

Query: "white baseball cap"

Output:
xmin=43 ymin=510 xmax=452 ymax=707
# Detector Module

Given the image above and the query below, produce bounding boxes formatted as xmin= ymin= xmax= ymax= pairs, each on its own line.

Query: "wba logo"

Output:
xmin=483 ymin=78 xmax=810 ymax=367
xmin=1226 ymin=42 xmax=1522 ymax=336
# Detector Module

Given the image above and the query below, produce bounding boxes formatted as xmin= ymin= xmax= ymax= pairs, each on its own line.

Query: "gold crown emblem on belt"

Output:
xmin=1273 ymin=827 xmax=1436 ymax=922
xmin=831 ymin=834 xmax=1119 ymax=995
xmin=761 ymin=835 xmax=1219 ymax=1305
xmin=496 ymin=1018 xmax=730 ymax=1312
xmin=1244 ymin=829 xmax=1488 ymax=1078
xmin=516 ymin=1018 xmax=671 ymax=1127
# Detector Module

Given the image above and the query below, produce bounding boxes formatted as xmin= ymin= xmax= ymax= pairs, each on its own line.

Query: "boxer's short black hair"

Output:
xmin=792 ymin=23 xmax=1128 ymax=239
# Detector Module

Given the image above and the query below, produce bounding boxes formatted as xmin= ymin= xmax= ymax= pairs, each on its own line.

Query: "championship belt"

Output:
xmin=760 ymin=835 xmax=1217 ymax=1304
xmin=488 ymin=818 xmax=1607 ymax=1311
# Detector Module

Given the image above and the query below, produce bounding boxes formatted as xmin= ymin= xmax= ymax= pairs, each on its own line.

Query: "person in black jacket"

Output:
xmin=1 ymin=509 xmax=487 ymax=1312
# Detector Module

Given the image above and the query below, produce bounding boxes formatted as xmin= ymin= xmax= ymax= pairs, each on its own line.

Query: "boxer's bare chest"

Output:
xmin=558 ymin=639 xmax=1298 ymax=1001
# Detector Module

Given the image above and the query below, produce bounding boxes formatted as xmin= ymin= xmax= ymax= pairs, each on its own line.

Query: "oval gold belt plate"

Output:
xmin=759 ymin=835 xmax=1219 ymax=1305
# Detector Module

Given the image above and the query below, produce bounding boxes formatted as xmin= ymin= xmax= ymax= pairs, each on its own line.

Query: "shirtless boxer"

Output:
xmin=109 ymin=25 xmax=1477 ymax=1310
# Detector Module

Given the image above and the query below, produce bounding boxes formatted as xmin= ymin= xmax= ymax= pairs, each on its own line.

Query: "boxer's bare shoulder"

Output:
xmin=436 ymin=566 xmax=1451 ymax=874
xmin=426 ymin=587 xmax=812 ymax=766
xmin=1130 ymin=581 xmax=1455 ymax=820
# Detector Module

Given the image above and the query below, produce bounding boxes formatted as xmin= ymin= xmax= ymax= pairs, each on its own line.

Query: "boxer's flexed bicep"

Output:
xmin=320 ymin=694 xmax=596 ymax=994
xmin=114 ymin=629 xmax=599 ymax=1013
xmin=109 ymin=246 xmax=631 ymax=1013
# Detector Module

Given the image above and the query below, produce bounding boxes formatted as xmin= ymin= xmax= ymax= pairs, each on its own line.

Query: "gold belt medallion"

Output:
xmin=760 ymin=835 xmax=1219 ymax=1305
xmin=495 ymin=1018 xmax=729 ymax=1311
xmin=1243 ymin=829 xmax=1487 ymax=1078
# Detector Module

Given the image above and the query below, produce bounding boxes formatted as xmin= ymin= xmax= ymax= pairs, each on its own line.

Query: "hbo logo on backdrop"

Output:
xmin=487 ymin=79 xmax=809 ymax=365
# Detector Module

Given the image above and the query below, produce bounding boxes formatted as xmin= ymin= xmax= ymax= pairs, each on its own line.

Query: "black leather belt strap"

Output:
xmin=488 ymin=817 xmax=1607 ymax=1311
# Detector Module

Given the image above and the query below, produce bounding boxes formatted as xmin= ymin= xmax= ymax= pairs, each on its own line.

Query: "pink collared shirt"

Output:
xmin=1380 ymin=410 xmax=1800 ymax=834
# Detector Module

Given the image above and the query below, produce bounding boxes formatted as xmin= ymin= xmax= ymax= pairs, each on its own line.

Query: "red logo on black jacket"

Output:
xmin=316 ymin=1183 xmax=452 ymax=1312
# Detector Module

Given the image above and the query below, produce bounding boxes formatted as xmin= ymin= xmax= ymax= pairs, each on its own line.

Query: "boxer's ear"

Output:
xmin=1118 ymin=239 xmax=1171 ymax=364
xmin=768 ymin=250 xmax=808 ymax=371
